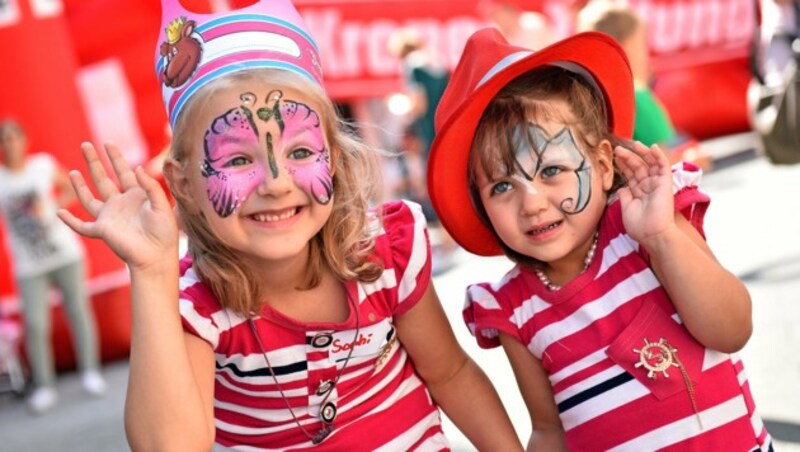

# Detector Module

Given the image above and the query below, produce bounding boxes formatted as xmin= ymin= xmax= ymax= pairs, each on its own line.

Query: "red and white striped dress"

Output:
xmin=180 ymin=201 xmax=449 ymax=451
xmin=464 ymin=165 xmax=772 ymax=451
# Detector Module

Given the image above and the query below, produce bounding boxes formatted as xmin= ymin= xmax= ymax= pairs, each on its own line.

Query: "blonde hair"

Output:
xmin=170 ymin=69 xmax=384 ymax=316
xmin=469 ymin=66 xmax=628 ymax=267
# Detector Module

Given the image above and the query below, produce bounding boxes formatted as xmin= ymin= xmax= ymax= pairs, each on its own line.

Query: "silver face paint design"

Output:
xmin=511 ymin=123 xmax=593 ymax=214
xmin=512 ymin=174 xmax=539 ymax=196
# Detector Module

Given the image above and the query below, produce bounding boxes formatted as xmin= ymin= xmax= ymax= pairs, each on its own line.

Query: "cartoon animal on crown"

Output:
xmin=159 ymin=16 xmax=202 ymax=88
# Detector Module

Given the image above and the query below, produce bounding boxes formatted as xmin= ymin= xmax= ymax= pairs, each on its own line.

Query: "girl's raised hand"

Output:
xmin=614 ymin=142 xmax=675 ymax=247
xmin=57 ymin=142 xmax=179 ymax=271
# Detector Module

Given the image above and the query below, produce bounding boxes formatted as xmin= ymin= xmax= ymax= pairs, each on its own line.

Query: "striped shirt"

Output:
xmin=180 ymin=200 xmax=449 ymax=451
xmin=464 ymin=165 xmax=772 ymax=451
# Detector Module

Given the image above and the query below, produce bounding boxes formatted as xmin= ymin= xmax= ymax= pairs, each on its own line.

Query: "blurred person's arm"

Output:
xmin=408 ymin=84 xmax=429 ymax=119
xmin=53 ymin=163 xmax=77 ymax=208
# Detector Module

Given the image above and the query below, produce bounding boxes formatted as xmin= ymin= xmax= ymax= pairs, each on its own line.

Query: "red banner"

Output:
xmin=295 ymin=1 xmax=488 ymax=99
xmin=628 ymin=0 xmax=756 ymax=72
xmin=59 ymin=0 xmax=757 ymax=140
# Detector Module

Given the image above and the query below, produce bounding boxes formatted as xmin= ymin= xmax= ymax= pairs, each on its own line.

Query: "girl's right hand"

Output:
xmin=57 ymin=142 xmax=179 ymax=271
xmin=613 ymin=141 xmax=675 ymax=248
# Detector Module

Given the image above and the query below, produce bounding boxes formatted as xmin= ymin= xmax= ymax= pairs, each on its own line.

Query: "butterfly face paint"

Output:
xmin=511 ymin=123 xmax=592 ymax=214
xmin=201 ymin=104 xmax=261 ymax=217
xmin=266 ymin=92 xmax=333 ymax=205
xmin=200 ymin=90 xmax=333 ymax=218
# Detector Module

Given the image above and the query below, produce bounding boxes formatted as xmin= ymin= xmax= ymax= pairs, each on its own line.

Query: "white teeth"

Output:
xmin=253 ymin=208 xmax=297 ymax=222
xmin=531 ymin=222 xmax=559 ymax=234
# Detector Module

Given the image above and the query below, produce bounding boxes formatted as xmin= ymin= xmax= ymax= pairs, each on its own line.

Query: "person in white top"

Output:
xmin=0 ymin=119 xmax=106 ymax=414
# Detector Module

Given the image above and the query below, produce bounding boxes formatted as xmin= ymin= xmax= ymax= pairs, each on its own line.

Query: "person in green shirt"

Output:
xmin=634 ymin=87 xmax=675 ymax=146
xmin=578 ymin=3 xmax=712 ymax=170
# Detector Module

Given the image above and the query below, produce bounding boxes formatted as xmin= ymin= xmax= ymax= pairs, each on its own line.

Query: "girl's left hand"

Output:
xmin=614 ymin=142 xmax=675 ymax=246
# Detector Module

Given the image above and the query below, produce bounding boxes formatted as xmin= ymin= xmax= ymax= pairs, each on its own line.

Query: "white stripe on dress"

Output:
xmin=373 ymin=410 xmax=445 ymax=452
xmin=179 ymin=266 xmax=201 ymax=290
xmin=215 ymin=372 xmax=307 ymax=398
xmin=554 ymin=364 xmax=627 ymax=405
xmin=510 ymin=293 xmax=552 ymax=329
xmin=467 ymin=285 xmax=502 ymax=311
xmin=490 ymin=265 xmax=521 ymax=291
xmin=359 ymin=268 xmax=398 ymax=301
xmin=213 ymin=399 xmax=314 ymax=424
xmin=411 ymin=431 xmax=450 ymax=452
xmin=596 ymin=233 xmax=638 ymax=278
xmin=702 ymin=348 xmax=729 ymax=371
xmin=607 ymin=395 xmax=748 ymax=451
xmin=529 ymin=268 xmax=660 ymax=355
xmin=561 ymin=378 xmax=650 ymax=430
xmin=549 ymin=348 xmax=609 ymax=386
xmin=180 ymin=297 xmax=222 ymax=348
xmin=398 ymin=201 xmax=429 ymax=303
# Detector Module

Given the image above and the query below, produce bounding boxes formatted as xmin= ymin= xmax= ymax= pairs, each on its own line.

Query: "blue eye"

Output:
xmin=224 ymin=156 xmax=251 ymax=167
xmin=490 ymin=181 xmax=513 ymax=196
xmin=289 ymin=148 xmax=313 ymax=160
xmin=541 ymin=166 xmax=563 ymax=178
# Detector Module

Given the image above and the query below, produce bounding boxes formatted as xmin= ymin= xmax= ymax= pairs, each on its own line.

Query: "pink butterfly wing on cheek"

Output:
xmin=203 ymin=108 xmax=265 ymax=217
xmin=280 ymin=103 xmax=333 ymax=205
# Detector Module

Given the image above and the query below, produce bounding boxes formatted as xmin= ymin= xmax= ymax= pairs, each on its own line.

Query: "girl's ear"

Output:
xmin=163 ymin=157 xmax=196 ymax=212
xmin=596 ymin=139 xmax=615 ymax=191
xmin=330 ymin=146 xmax=340 ymax=177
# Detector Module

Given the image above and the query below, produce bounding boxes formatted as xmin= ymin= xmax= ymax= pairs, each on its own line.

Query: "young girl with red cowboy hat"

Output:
xmin=427 ymin=28 xmax=771 ymax=450
xmin=55 ymin=0 xmax=521 ymax=450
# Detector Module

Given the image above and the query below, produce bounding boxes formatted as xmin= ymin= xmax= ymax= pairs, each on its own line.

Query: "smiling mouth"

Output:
xmin=249 ymin=207 xmax=300 ymax=223
xmin=527 ymin=220 xmax=562 ymax=236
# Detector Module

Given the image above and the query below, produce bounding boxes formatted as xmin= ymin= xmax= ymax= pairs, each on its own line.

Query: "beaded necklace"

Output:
xmin=534 ymin=231 xmax=599 ymax=291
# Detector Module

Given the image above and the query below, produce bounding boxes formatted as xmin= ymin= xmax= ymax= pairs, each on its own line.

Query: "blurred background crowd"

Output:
xmin=0 ymin=0 xmax=798 ymax=448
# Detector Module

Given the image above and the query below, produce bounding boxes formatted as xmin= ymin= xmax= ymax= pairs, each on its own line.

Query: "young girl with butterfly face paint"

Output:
xmin=428 ymin=29 xmax=770 ymax=451
xmin=56 ymin=1 xmax=520 ymax=450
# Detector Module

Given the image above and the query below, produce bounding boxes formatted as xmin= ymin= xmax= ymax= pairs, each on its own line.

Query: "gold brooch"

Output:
xmin=633 ymin=337 xmax=680 ymax=379
xmin=633 ymin=337 xmax=703 ymax=428
xmin=375 ymin=335 xmax=396 ymax=368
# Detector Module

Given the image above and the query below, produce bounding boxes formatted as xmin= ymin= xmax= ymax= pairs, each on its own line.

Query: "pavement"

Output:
xmin=1 ymin=138 xmax=799 ymax=451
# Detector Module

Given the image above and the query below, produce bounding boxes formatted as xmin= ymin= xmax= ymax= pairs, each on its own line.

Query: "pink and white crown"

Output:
xmin=155 ymin=0 xmax=324 ymax=128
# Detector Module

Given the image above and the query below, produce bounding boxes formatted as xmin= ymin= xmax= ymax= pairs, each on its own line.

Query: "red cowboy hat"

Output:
xmin=427 ymin=28 xmax=634 ymax=256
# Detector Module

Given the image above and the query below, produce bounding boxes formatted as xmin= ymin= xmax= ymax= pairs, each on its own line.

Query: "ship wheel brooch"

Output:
xmin=633 ymin=337 xmax=680 ymax=379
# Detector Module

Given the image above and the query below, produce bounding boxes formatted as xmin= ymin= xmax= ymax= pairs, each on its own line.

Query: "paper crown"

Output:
xmin=155 ymin=0 xmax=324 ymax=128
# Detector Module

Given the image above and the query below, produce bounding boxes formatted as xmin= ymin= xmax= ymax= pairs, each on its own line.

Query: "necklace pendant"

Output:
xmin=312 ymin=424 xmax=333 ymax=444
xmin=320 ymin=401 xmax=338 ymax=423
xmin=375 ymin=335 xmax=397 ymax=368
